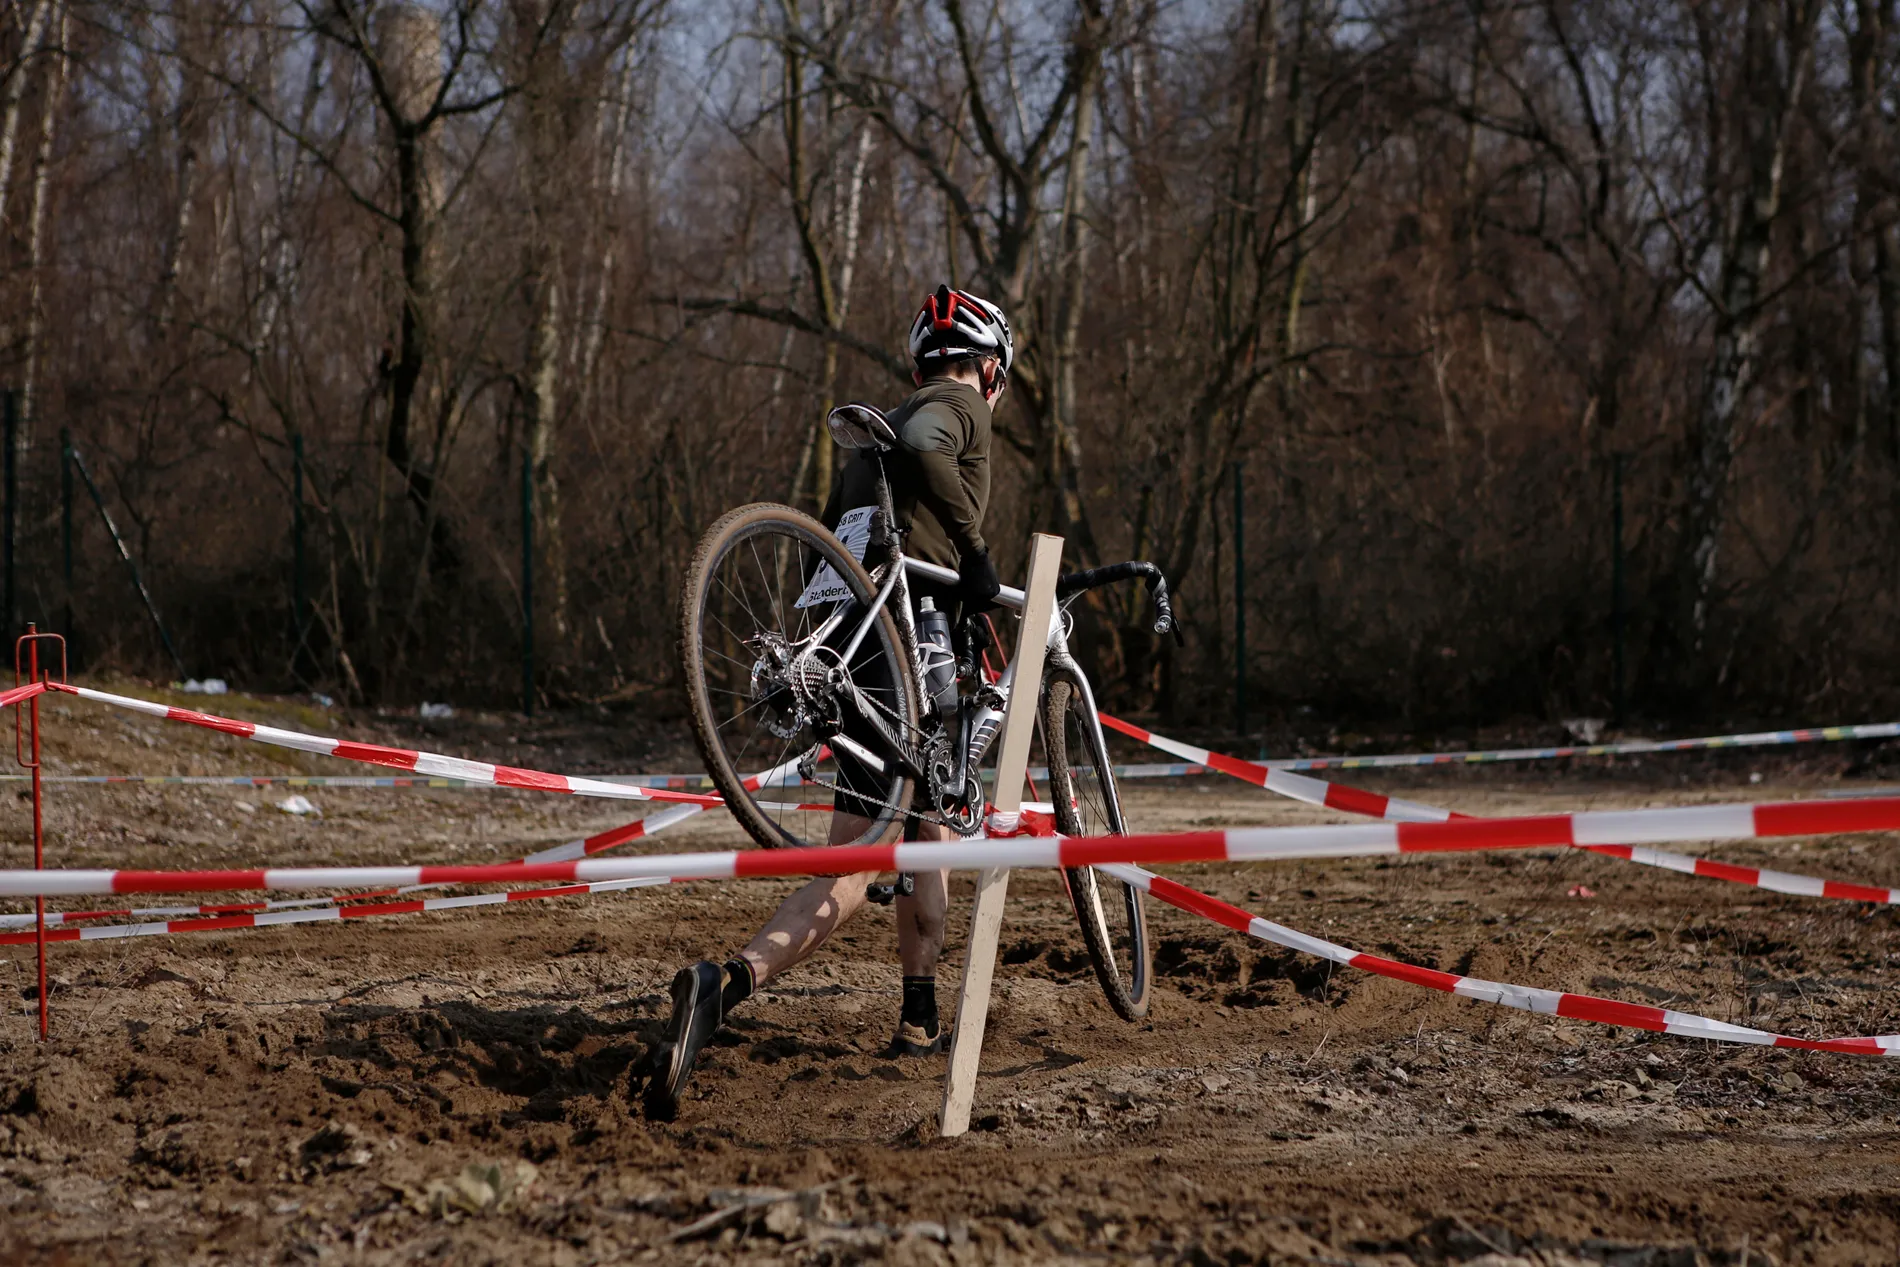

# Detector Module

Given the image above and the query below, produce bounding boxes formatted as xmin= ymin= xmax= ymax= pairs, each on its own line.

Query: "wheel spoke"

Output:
xmin=685 ymin=512 xmax=915 ymax=852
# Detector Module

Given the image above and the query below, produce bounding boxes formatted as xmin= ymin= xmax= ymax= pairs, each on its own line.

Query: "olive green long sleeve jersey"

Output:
xmin=823 ymin=378 xmax=992 ymax=572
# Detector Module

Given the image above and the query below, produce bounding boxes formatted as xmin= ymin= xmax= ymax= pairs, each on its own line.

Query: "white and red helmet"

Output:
xmin=908 ymin=284 xmax=1013 ymax=380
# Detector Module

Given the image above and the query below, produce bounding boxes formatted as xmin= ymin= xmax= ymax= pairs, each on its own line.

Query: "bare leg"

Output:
xmin=737 ymin=811 xmax=877 ymax=988
xmin=735 ymin=814 xmax=952 ymax=986
xmin=896 ymin=820 xmax=951 ymax=977
xmin=736 ymin=871 xmax=877 ymax=987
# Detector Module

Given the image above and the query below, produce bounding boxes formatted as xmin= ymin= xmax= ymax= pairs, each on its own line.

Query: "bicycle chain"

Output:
xmin=788 ymin=763 xmax=984 ymax=838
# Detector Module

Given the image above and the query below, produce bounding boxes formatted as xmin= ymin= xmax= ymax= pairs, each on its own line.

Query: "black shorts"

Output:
xmin=831 ymin=633 xmax=896 ymax=822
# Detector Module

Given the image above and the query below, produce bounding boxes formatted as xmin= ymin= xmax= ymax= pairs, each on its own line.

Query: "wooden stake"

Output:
xmin=940 ymin=532 xmax=1064 ymax=1137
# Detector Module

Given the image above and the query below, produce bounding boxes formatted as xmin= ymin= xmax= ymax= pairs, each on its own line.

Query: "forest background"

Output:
xmin=0 ymin=0 xmax=1894 ymax=738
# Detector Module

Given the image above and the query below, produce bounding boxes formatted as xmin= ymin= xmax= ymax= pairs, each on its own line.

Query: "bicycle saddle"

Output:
xmin=827 ymin=402 xmax=898 ymax=451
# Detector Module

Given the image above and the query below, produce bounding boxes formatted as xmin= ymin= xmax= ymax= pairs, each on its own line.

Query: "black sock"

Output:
xmin=720 ymin=958 xmax=755 ymax=1014
xmin=901 ymin=975 xmax=938 ymax=1036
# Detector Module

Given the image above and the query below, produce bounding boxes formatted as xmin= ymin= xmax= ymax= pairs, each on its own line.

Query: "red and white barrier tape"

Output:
xmin=47 ymin=684 xmax=721 ymax=805
xmin=2 ymin=797 xmax=1051 ymax=934
xmin=1098 ymin=712 xmax=1457 ymax=822
xmin=1107 ymin=714 xmax=1900 ymax=906
xmin=492 ymin=748 xmax=818 ymax=868
xmin=0 ymin=681 xmax=46 ymax=709
xmin=0 ymin=765 xmax=1166 ymax=788
xmin=1101 ymin=863 xmax=1900 ymax=1056
xmin=1 ymin=794 xmax=723 ymax=937
xmin=1099 ymin=711 xmax=1900 ymax=772
xmin=23 ymin=801 xmax=714 ymax=922
xmin=0 ymin=895 xmax=344 ymax=929
xmin=3 ymin=793 xmax=1895 ymax=897
xmin=375 ymin=752 xmax=821 ymax=908
xmin=0 ymin=877 xmax=667 ymax=947
xmin=0 ymin=749 xmax=819 ymax=931
xmin=0 ymin=827 xmax=680 ymax=933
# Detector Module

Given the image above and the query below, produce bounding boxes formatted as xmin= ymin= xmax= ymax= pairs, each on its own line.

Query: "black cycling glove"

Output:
xmin=957 ymin=549 xmax=1002 ymax=610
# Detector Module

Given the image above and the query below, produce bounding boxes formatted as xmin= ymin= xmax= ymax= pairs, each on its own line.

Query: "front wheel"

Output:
xmin=1043 ymin=665 xmax=1152 ymax=1021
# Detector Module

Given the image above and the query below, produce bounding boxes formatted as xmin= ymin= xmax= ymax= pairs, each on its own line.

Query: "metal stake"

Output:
xmin=60 ymin=427 xmax=73 ymax=657
xmin=292 ymin=434 xmax=307 ymax=681
xmin=1233 ymin=460 xmax=1246 ymax=739
xmin=521 ymin=450 xmax=534 ymax=718
xmin=4 ymin=390 xmax=15 ymax=642
xmin=15 ymin=626 xmax=62 ymax=1040
xmin=28 ymin=636 xmax=41 ymax=1039
xmin=1612 ymin=453 xmax=1626 ymax=722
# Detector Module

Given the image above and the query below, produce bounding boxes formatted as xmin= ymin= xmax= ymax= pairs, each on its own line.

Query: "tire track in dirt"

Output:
xmin=3 ymin=700 xmax=1899 ymax=1262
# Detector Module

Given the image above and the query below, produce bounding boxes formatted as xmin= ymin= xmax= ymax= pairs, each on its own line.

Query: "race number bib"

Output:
xmin=795 ymin=506 xmax=874 ymax=609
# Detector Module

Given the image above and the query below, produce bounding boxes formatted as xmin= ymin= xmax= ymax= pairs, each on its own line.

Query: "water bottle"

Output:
xmin=916 ymin=597 xmax=957 ymax=719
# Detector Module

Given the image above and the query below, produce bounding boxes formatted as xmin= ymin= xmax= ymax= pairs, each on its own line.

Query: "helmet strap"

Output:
xmin=980 ymin=359 xmax=1005 ymax=403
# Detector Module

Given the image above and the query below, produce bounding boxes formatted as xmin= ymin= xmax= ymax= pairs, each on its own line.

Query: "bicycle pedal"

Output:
xmin=864 ymin=874 xmax=916 ymax=906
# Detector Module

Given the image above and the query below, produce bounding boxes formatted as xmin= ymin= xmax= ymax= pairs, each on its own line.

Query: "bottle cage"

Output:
xmin=827 ymin=403 xmax=898 ymax=451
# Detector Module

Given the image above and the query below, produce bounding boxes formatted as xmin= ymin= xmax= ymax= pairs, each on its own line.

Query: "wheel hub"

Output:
xmin=748 ymin=636 xmax=840 ymax=739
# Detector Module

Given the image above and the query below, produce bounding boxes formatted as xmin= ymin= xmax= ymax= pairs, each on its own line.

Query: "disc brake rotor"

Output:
xmin=747 ymin=634 xmax=809 ymax=739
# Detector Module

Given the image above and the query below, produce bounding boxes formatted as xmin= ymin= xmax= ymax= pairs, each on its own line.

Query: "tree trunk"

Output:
xmin=1877 ymin=224 xmax=1900 ymax=462
xmin=1281 ymin=0 xmax=1313 ymax=371
xmin=1678 ymin=0 xmax=1819 ymax=660
xmin=1855 ymin=0 xmax=1900 ymax=459
xmin=1047 ymin=3 xmax=1109 ymax=565
xmin=782 ymin=32 xmax=873 ymax=512
xmin=810 ymin=125 xmax=872 ymax=509
xmin=377 ymin=6 xmax=446 ymax=535
xmin=572 ymin=46 xmax=641 ymax=404
xmin=1158 ymin=0 xmax=1280 ymax=610
xmin=517 ymin=0 xmax=576 ymax=642
xmin=0 ymin=0 xmax=54 ymax=234
xmin=525 ymin=261 xmax=568 ymax=636
xmin=253 ymin=42 xmax=327 ymax=354
xmin=19 ymin=2 xmax=65 ymax=439
xmin=155 ymin=61 xmax=206 ymax=335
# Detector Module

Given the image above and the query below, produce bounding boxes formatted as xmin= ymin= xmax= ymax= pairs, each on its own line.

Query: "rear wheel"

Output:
xmin=1043 ymin=665 xmax=1152 ymax=1020
xmin=678 ymin=502 xmax=918 ymax=849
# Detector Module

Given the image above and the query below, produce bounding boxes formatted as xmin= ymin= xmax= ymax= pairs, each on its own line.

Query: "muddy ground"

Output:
xmin=2 ymin=682 xmax=1900 ymax=1264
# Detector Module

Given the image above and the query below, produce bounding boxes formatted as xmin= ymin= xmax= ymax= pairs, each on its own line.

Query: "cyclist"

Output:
xmin=646 ymin=285 xmax=1011 ymax=1119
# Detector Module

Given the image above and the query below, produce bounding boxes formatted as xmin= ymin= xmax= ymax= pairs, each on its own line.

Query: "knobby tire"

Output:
xmin=1044 ymin=668 xmax=1153 ymax=1020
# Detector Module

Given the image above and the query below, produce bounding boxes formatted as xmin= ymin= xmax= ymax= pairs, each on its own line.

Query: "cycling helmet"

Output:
xmin=908 ymin=284 xmax=1013 ymax=380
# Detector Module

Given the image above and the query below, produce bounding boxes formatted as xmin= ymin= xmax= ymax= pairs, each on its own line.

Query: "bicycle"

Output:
xmin=676 ymin=402 xmax=1179 ymax=1020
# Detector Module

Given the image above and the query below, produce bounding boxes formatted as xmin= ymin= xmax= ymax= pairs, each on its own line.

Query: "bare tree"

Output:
xmin=1676 ymin=0 xmax=1822 ymax=662
xmin=17 ymin=0 xmax=66 ymax=434
xmin=778 ymin=1 xmax=875 ymax=513
xmin=12 ymin=0 xmax=1900 ymax=727
xmin=0 ymin=0 xmax=55 ymax=237
xmin=1851 ymin=0 xmax=1900 ymax=457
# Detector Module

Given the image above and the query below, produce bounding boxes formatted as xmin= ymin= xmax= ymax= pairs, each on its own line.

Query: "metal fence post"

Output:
xmin=521 ymin=450 xmax=534 ymax=718
xmin=4 ymin=390 xmax=15 ymax=642
xmin=1612 ymin=453 xmax=1626 ymax=722
xmin=60 ymin=427 xmax=73 ymax=656
xmin=15 ymin=625 xmax=63 ymax=1041
xmin=292 ymin=434 xmax=307 ymax=681
xmin=1232 ymin=459 xmax=1246 ymax=739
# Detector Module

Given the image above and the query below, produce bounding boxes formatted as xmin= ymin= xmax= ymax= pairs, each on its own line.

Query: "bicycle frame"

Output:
xmin=804 ymin=545 xmax=1120 ymax=831
xmin=783 ymin=451 xmax=1126 ymax=830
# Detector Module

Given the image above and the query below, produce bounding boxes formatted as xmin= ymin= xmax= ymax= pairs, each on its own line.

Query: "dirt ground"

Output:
xmin=3 ymin=683 xmax=1900 ymax=1265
